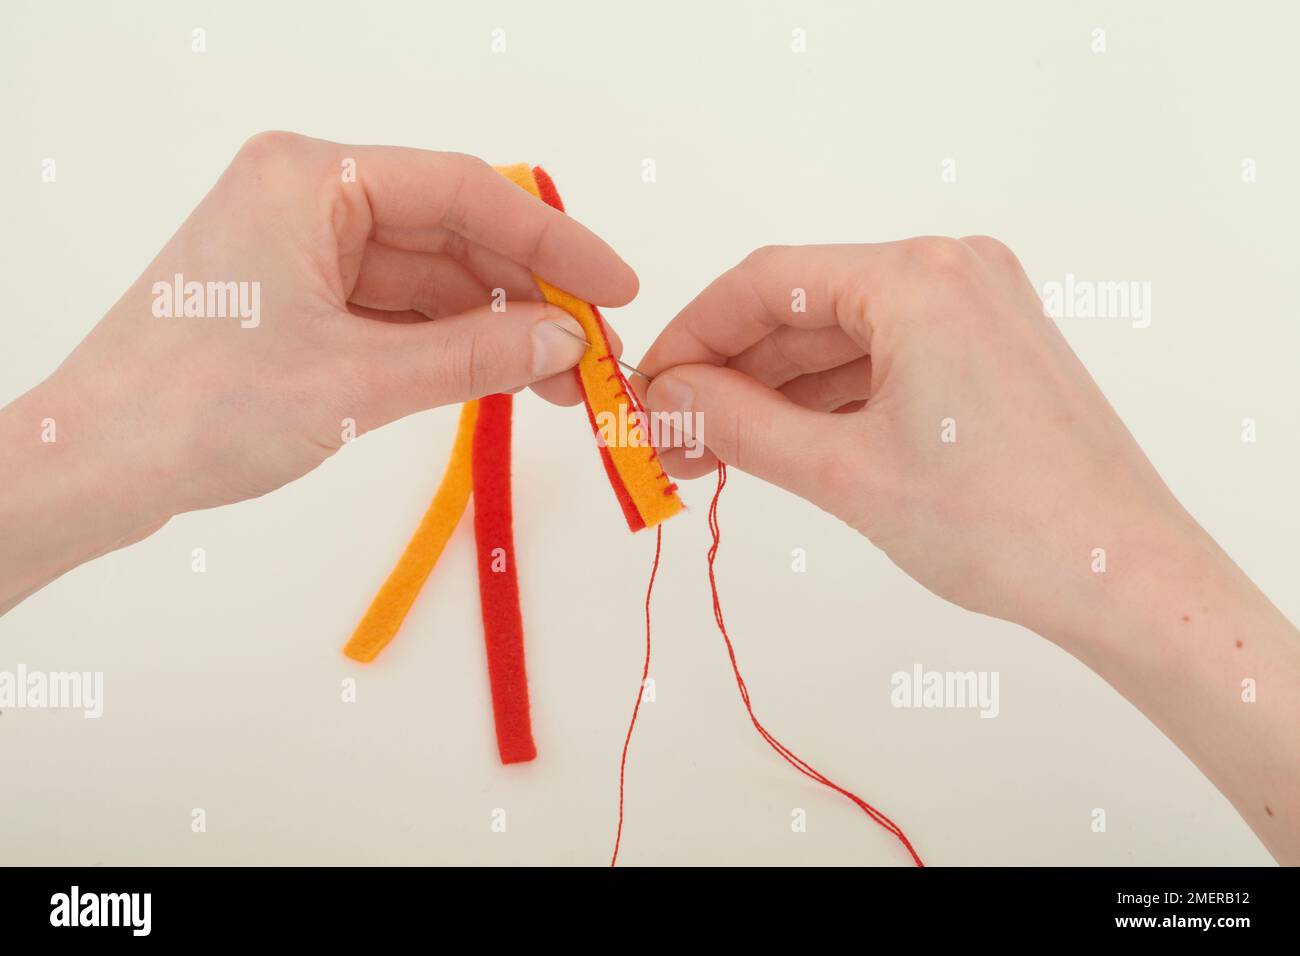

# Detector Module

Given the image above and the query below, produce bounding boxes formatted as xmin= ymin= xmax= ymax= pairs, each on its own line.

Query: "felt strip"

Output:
xmin=470 ymin=392 xmax=537 ymax=764
xmin=343 ymin=400 xmax=479 ymax=663
xmin=495 ymin=164 xmax=684 ymax=532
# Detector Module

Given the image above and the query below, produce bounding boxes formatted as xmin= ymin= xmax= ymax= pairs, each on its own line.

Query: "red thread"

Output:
xmin=706 ymin=462 xmax=923 ymax=866
xmin=611 ymin=463 xmax=920 ymax=865
xmin=610 ymin=524 xmax=662 ymax=867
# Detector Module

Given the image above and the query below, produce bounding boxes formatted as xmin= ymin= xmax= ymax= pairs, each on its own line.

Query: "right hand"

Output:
xmin=639 ymin=239 xmax=1196 ymax=637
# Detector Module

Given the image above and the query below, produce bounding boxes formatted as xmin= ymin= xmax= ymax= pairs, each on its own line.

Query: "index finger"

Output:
xmin=353 ymin=146 xmax=639 ymax=306
xmin=638 ymin=243 xmax=874 ymax=379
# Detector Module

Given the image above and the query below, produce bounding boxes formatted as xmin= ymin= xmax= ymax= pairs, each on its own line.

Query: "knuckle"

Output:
xmin=439 ymin=154 xmax=489 ymax=235
xmin=227 ymin=132 xmax=311 ymax=204
xmin=762 ymin=331 xmax=803 ymax=381
xmin=444 ymin=150 xmax=490 ymax=175
xmin=961 ymin=234 xmax=1022 ymax=270
xmin=739 ymin=244 xmax=789 ymax=275
xmin=234 ymin=130 xmax=306 ymax=168
xmin=411 ymin=262 xmax=445 ymax=318
xmin=448 ymin=326 xmax=513 ymax=399
xmin=731 ymin=245 xmax=792 ymax=322
xmin=905 ymin=236 xmax=982 ymax=295
xmin=908 ymin=235 xmax=975 ymax=271
xmin=808 ymin=442 xmax=862 ymax=505
xmin=445 ymin=331 xmax=479 ymax=399
xmin=725 ymin=405 xmax=759 ymax=474
xmin=525 ymin=214 xmax=554 ymax=267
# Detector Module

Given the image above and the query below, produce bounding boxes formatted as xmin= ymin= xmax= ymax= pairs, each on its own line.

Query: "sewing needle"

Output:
xmin=547 ymin=321 xmax=651 ymax=380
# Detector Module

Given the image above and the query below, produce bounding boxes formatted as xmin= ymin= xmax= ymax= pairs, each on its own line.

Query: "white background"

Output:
xmin=1 ymin=0 xmax=1296 ymax=865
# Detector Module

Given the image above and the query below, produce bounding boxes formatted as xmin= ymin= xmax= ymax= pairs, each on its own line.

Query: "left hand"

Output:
xmin=0 ymin=132 xmax=638 ymax=609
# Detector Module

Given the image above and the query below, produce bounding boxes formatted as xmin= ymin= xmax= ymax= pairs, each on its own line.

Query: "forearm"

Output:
xmin=1043 ymin=512 xmax=1300 ymax=864
xmin=0 ymin=373 xmax=170 ymax=613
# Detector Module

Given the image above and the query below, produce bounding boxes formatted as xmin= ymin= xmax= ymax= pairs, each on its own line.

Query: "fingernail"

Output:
xmin=531 ymin=313 xmax=588 ymax=378
xmin=646 ymin=373 xmax=694 ymax=414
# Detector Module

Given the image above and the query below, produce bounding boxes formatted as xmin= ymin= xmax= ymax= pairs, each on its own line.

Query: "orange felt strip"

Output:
xmin=495 ymin=163 xmax=683 ymax=530
xmin=343 ymin=400 xmax=479 ymax=662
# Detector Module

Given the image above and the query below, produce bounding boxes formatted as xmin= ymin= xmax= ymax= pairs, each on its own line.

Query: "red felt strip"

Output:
xmin=532 ymin=165 xmax=566 ymax=212
xmin=471 ymin=392 xmax=537 ymax=765
xmin=579 ymin=378 xmax=646 ymax=533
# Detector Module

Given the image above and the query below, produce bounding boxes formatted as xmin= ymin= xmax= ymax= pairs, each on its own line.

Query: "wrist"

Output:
xmin=1032 ymin=501 xmax=1300 ymax=863
xmin=1033 ymin=503 xmax=1233 ymax=662
xmin=1028 ymin=496 xmax=1295 ymax=738
xmin=0 ymin=373 xmax=173 ymax=612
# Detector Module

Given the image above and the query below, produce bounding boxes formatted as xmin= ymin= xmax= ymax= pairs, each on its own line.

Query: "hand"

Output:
xmin=639 ymin=238 xmax=1186 ymax=636
xmin=0 ymin=132 xmax=636 ymax=609
xmin=640 ymin=239 xmax=1300 ymax=864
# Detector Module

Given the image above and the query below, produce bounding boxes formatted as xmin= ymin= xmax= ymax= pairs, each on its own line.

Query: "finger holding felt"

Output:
xmin=529 ymin=312 xmax=626 ymax=407
xmin=496 ymin=162 xmax=682 ymax=531
xmin=652 ymin=444 xmax=721 ymax=481
xmin=351 ymin=146 xmax=639 ymax=306
xmin=354 ymin=302 xmax=588 ymax=425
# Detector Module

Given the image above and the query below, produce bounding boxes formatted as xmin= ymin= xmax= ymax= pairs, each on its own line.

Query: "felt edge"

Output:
xmin=528 ymin=165 xmax=684 ymax=531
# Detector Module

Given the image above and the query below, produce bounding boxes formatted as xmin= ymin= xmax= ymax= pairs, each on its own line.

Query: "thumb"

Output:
xmin=358 ymin=302 xmax=587 ymax=424
xmin=645 ymin=364 xmax=861 ymax=511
